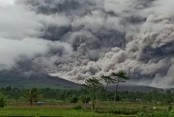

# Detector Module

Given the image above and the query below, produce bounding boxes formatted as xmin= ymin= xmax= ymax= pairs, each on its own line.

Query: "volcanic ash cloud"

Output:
xmin=1 ymin=0 xmax=174 ymax=88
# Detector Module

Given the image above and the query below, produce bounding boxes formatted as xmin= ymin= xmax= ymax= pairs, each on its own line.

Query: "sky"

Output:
xmin=0 ymin=0 xmax=174 ymax=88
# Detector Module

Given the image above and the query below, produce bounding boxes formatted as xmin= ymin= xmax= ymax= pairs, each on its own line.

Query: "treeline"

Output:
xmin=0 ymin=70 xmax=173 ymax=109
xmin=0 ymin=86 xmax=174 ymax=104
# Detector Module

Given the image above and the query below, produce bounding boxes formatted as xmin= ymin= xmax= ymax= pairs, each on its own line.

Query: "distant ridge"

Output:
xmin=0 ymin=70 xmax=173 ymax=92
xmin=0 ymin=71 xmax=80 ymax=88
xmin=108 ymin=84 xmax=164 ymax=93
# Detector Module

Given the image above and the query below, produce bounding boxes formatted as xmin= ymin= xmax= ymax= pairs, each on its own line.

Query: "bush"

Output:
xmin=116 ymin=95 xmax=121 ymax=101
xmin=169 ymin=110 xmax=174 ymax=117
xmin=138 ymin=111 xmax=169 ymax=117
xmin=81 ymin=96 xmax=90 ymax=104
xmin=0 ymin=97 xmax=5 ymax=108
xmin=153 ymin=111 xmax=169 ymax=117
xmin=70 ymin=96 xmax=78 ymax=103
xmin=73 ymin=105 xmax=82 ymax=110
xmin=168 ymin=106 xmax=172 ymax=111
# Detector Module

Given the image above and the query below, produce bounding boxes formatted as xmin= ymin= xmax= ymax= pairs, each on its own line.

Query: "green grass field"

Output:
xmin=0 ymin=101 xmax=172 ymax=117
xmin=0 ymin=108 xmax=136 ymax=117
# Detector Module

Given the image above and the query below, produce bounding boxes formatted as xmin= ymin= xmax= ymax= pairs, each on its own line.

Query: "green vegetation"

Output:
xmin=0 ymin=87 xmax=174 ymax=117
xmin=0 ymin=71 xmax=174 ymax=116
xmin=24 ymin=88 xmax=40 ymax=106
xmin=0 ymin=101 xmax=172 ymax=117
xmin=0 ymin=108 xmax=136 ymax=117
xmin=0 ymin=97 xmax=5 ymax=108
xmin=83 ymin=77 xmax=103 ymax=111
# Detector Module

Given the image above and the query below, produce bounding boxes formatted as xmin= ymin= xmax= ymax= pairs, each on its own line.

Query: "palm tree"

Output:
xmin=111 ymin=71 xmax=129 ymax=102
xmin=101 ymin=75 xmax=114 ymax=101
xmin=24 ymin=88 xmax=40 ymax=106
xmin=83 ymin=77 xmax=103 ymax=111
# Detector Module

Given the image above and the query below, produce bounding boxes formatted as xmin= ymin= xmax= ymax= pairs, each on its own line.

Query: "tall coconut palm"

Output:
xmin=111 ymin=71 xmax=129 ymax=102
xmin=83 ymin=77 xmax=103 ymax=111
xmin=101 ymin=75 xmax=114 ymax=101
xmin=24 ymin=88 xmax=40 ymax=106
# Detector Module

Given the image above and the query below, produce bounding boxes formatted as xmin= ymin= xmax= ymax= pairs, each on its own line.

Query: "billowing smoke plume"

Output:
xmin=1 ymin=0 xmax=174 ymax=88
xmin=0 ymin=0 xmax=72 ymax=70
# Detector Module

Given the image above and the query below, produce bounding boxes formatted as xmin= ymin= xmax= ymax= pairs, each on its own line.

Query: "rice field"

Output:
xmin=0 ymin=108 xmax=136 ymax=117
xmin=0 ymin=101 xmax=172 ymax=117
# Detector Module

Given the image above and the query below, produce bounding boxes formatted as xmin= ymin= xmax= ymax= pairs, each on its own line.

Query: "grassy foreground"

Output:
xmin=0 ymin=108 xmax=135 ymax=117
xmin=0 ymin=101 xmax=172 ymax=117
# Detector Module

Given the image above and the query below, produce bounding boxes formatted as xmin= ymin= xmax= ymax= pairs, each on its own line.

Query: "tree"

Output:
xmin=81 ymin=95 xmax=90 ymax=104
xmin=70 ymin=96 xmax=78 ymax=103
xmin=111 ymin=71 xmax=129 ymax=102
xmin=101 ymin=75 xmax=114 ymax=101
xmin=166 ymin=90 xmax=173 ymax=104
xmin=80 ymin=95 xmax=90 ymax=110
xmin=24 ymin=88 xmax=40 ymax=106
xmin=83 ymin=77 xmax=103 ymax=111
xmin=0 ymin=93 xmax=5 ymax=108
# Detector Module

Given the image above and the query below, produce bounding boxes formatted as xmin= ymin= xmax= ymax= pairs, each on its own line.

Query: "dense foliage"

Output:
xmin=0 ymin=86 xmax=173 ymax=104
xmin=0 ymin=71 xmax=173 ymax=117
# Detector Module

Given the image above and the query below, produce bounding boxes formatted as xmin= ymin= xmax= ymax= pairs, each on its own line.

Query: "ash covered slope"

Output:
xmin=0 ymin=70 xmax=79 ymax=88
xmin=1 ymin=0 xmax=174 ymax=88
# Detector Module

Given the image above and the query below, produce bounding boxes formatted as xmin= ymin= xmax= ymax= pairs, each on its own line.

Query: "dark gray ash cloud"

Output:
xmin=1 ymin=0 xmax=174 ymax=88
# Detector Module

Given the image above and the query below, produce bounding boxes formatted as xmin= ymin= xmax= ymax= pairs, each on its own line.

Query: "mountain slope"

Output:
xmin=0 ymin=71 xmax=80 ymax=88
xmin=108 ymin=84 xmax=164 ymax=93
xmin=0 ymin=70 xmax=165 ymax=92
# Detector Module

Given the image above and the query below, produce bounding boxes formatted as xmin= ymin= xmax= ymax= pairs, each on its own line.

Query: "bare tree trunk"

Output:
xmin=92 ymin=99 xmax=95 ymax=111
xmin=106 ymin=84 xmax=109 ymax=102
xmin=29 ymin=98 xmax=32 ymax=107
xmin=92 ymin=87 xmax=95 ymax=111
xmin=114 ymin=82 xmax=119 ymax=102
xmin=96 ymin=93 xmax=98 ymax=109
xmin=84 ymin=96 xmax=87 ymax=111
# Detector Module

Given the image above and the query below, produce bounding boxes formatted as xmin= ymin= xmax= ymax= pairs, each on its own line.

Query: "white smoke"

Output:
xmin=0 ymin=1 xmax=72 ymax=70
xmin=1 ymin=0 xmax=174 ymax=88
xmin=0 ymin=0 xmax=15 ymax=7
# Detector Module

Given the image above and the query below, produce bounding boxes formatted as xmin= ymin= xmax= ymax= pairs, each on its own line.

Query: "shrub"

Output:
xmin=153 ymin=111 xmax=169 ymax=117
xmin=0 ymin=97 xmax=5 ymax=108
xmin=116 ymin=95 xmax=121 ymax=101
xmin=169 ymin=110 xmax=174 ymax=117
xmin=73 ymin=105 xmax=82 ymax=110
xmin=138 ymin=111 xmax=169 ymax=117
xmin=70 ymin=96 xmax=78 ymax=103
xmin=168 ymin=106 xmax=172 ymax=111
xmin=81 ymin=96 xmax=90 ymax=104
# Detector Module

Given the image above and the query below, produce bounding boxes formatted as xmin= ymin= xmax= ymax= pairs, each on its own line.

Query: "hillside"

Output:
xmin=108 ymin=84 xmax=164 ymax=93
xmin=0 ymin=71 xmax=79 ymax=89
xmin=0 ymin=70 xmax=166 ymax=93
